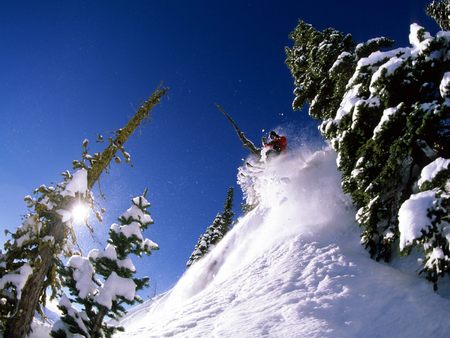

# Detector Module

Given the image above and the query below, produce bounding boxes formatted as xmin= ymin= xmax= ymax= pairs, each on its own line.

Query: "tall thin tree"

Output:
xmin=0 ymin=86 xmax=167 ymax=338
xmin=186 ymin=187 xmax=234 ymax=268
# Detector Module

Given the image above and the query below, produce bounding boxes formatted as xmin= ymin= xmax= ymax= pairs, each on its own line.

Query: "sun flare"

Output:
xmin=71 ymin=203 xmax=90 ymax=224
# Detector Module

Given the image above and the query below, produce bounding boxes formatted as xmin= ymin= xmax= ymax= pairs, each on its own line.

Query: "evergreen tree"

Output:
xmin=186 ymin=188 xmax=234 ymax=268
xmin=286 ymin=18 xmax=450 ymax=288
xmin=285 ymin=21 xmax=358 ymax=120
xmin=186 ymin=214 xmax=223 ymax=269
xmin=0 ymin=86 xmax=167 ymax=338
xmin=220 ymin=187 xmax=234 ymax=235
xmin=51 ymin=194 xmax=158 ymax=337
xmin=427 ymin=0 xmax=450 ymax=30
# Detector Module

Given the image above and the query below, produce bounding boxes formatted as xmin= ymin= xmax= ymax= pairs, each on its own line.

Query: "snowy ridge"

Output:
xmin=118 ymin=148 xmax=450 ymax=337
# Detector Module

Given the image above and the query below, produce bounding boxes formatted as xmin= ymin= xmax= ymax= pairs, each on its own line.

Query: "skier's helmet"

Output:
xmin=270 ymin=131 xmax=278 ymax=139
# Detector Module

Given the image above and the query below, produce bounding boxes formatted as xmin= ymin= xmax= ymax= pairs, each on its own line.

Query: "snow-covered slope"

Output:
xmin=119 ymin=148 xmax=450 ymax=337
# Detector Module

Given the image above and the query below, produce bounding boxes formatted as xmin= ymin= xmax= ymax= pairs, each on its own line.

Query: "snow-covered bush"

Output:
xmin=287 ymin=18 xmax=450 ymax=288
xmin=51 ymin=194 xmax=159 ymax=337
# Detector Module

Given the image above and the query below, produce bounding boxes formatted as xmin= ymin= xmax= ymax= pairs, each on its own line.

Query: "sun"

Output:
xmin=71 ymin=203 xmax=90 ymax=225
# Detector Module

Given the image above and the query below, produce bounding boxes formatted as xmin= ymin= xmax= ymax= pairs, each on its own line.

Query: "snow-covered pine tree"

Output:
xmin=285 ymin=21 xmax=393 ymax=120
xmin=186 ymin=214 xmax=223 ymax=269
xmin=427 ymin=0 xmax=450 ymax=30
xmin=286 ymin=15 xmax=450 ymax=288
xmin=186 ymin=188 xmax=234 ymax=268
xmin=0 ymin=86 xmax=167 ymax=338
xmin=51 ymin=194 xmax=158 ymax=337
xmin=285 ymin=21 xmax=357 ymax=120
xmin=0 ymin=169 xmax=94 ymax=335
xmin=221 ymin=187 xmax=234 ymax=231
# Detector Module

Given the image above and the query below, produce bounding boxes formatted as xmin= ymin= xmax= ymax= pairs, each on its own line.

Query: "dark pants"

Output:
xmin=266 ymin=148 xmax=281 ymax=158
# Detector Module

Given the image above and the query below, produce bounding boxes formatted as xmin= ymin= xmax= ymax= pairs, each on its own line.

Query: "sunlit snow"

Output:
xmin=114 ymin=147 xmax=450 ymax=338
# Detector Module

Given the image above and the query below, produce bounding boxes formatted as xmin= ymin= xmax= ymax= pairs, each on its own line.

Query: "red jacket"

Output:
xmin=266 ymin=136 xmax=287 ymax=152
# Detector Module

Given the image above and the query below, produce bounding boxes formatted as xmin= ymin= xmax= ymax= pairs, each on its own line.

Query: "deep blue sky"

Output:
xmin=0 ymin=0 xmax=436 ymax=297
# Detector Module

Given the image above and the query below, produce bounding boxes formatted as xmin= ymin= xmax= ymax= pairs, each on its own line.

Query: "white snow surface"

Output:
xmin=53 ymin=294 xmax=90 ymax=335
xmin=121 ymin=205 xmax=153 ymax=225
xmin=0 ymin=263 xmax=32 ymax=298
xmin=60 ymin=168 xmax=88 ymax=198
xmin=398 ymin=190 xmax=436 ymax=251
xmin=133 ymin=196 xmax=150 ymax=208
xmin=89 ymin=244 xmax=136 ymax=272
xmin=111 ymin=221 xmax=144 ymax=240
xmin=439 ymin=72 xmax=450 ymax=99
xmin=418 ymin=157 xmax=450 ymax=187
xmin=67 ymin=255 xmax=96 ymax=299
xmin=329 ymin=51 xmax=352 ymax=74
xmin=117 ymin=148 xmax=450 ymax=338
xmin=334 ymin=84 xmax=362 ymax=122
xmin=369 ymin=57 xmax=404 ymax=93
xmin=409 ymin=23 xmax=432 ymax=52
xmin=95 ymin=271 xmax=136 ymax=309
xmin=372 ymin=105 xmax=399 ymax=138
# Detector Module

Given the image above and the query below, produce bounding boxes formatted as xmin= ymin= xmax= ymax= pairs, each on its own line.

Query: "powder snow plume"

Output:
xmin=118 ymin=147 xmax=450 ymax=337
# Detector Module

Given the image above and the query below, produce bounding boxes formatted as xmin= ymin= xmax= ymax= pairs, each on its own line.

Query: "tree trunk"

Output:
xmin=5 ymin=86 xmax=167 ymax=338
xmin=6 ymin=218 xmax=65 ymax=338
xmin=87 ymin=86 xmax=168 ymax=187
xmin=91 ymin=307 xmax=107 ymax=337
xmin=214 ymin=103 xmax=261 ymax=157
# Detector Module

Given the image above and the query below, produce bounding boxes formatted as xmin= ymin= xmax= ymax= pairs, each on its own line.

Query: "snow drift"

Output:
xmin=118 ymin=147 xmax=450 ymax=337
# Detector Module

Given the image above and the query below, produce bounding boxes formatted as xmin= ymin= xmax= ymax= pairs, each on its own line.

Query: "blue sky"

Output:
xmin=0 ymin=0 xmax=436 ymax=297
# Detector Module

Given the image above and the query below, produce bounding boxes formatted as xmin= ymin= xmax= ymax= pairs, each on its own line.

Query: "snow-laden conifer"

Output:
xmin=51 ymin=194 xmax=158 ymax=337
xmin=186 ymin=188 xmax=234 ymax=268
xmin=427 ymin=0 xmax=450 ymax=30
xmin=0 ymin=168 xmax=93 ymax=330
xmin=286 ymin=17 xmax=450 ymax=288
xmin=0 ymin=86 xmax=167 ymax=337
xmin=221 ymin=188 xmax=234 ymax=233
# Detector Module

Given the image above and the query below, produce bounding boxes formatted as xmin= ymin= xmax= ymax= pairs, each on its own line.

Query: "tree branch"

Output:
xmin=214 ymin=103 xmax=260 ymax=157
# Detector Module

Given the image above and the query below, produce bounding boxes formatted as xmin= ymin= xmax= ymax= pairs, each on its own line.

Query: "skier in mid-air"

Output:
xmin=243 ymin=130 xmax=287 ymax=173
xmin=262 ymin=131 xmax=287 ymax=158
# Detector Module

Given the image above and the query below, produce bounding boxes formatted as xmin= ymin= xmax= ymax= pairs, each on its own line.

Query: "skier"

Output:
xmin=262 ymin=131 xmax=287 ymax=158
xmin=245 ymin=131 xmax=287 ymax=170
